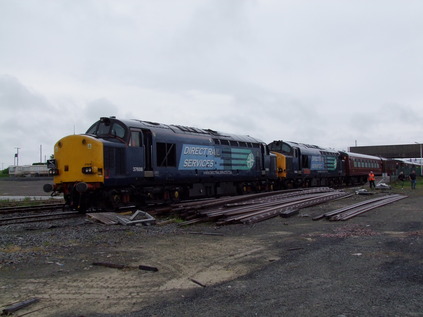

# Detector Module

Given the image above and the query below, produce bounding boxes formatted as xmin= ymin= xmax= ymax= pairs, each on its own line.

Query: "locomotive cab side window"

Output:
xmin=129 ymin=130 xmax=143 ymax=147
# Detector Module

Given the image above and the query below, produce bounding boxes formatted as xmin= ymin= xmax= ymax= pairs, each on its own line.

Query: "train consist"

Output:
xmin=43 ymin=117 xmax=417 ymax=211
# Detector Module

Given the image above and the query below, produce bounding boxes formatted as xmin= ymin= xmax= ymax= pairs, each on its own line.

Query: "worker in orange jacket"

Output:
xmin=368 ymin=171 xmax=375 ymax=189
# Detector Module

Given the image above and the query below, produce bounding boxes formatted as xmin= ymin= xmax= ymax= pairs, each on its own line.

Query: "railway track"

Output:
xmin=0 ymin=211 xmax=82 ymax=226
xmin=0 ymin=203 xmax=81 ymax=226
xmin=0 ymin=203 xmax=65 ymax=215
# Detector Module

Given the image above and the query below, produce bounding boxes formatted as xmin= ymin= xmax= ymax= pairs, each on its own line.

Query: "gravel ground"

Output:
xmin=0 ymin=179 xmax=422 ymax=317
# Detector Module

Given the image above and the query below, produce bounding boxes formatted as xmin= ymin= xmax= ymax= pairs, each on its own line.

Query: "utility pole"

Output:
xmin=415 ymin=142 xmax=422 ymax=176
xmin=14 ymin=147 xmax=20 ymax=166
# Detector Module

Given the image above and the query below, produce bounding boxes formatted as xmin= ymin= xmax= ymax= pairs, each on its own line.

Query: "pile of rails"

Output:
xmin=172 ymin=187 xmax=351 ymax=225
xmin=313 ymin=194 xmax=407 ymax=221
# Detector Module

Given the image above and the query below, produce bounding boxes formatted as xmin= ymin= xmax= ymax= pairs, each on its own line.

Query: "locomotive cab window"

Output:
xmin=129 ymin=130 xmax=143 ymax=147
xmin=86 ymin=119 xmax=127 ymax=140
xmin=111 ymin=124 xmax=126 ymax=139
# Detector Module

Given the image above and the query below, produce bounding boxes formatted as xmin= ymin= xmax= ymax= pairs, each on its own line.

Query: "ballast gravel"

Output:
xmin=1 ymin=179 xmax=423 ymax=317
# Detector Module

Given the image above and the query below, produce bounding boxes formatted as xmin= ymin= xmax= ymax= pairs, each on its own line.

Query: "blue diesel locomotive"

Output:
xmin=44 ymin=117 xmax=277 ymax=211
xmin=268 ymin=140 xmax=343 ymax=188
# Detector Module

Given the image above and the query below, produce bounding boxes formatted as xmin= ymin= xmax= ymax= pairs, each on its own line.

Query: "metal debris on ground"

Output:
xmin=92 ymin=262 xmax=129 ymax=269
xmin=87 ymin=210 xmax=156 ymax=226
xmin=116 ymin=210 xmax=156 ymax=226
xmin=139 ymin=265 xmax=159 ymax=272
xmin=355 ymin=189 xmax=374 ymax=195
xmin=189 ymin=278 xmax=206 ymax=287
xmin=92 ymin=262 xmax=159 ymax=272
xmin=2 ymin=298 xmax=40 ymax=315
xmin=376 ymin=183 xmax=392 ymax=190
xmin=87 ymin=212 xmax=120 ymax=225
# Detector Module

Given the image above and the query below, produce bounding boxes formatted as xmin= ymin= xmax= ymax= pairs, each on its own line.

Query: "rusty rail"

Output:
xmin=176 ymin=188 xmax=351 ymax=225
xmin=329 ymin=194 xmax=407 ymax=221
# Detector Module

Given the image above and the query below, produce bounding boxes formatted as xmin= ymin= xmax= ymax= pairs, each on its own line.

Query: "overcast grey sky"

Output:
xmin=1 ymin=0 xmax=423 ymax=167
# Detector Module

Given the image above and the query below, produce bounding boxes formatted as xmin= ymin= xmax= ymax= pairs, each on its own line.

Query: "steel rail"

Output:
xmin=312 ymin=195 xmax=391 ymax=220
xmin=240 ymin=192 xmax=350 ymax=225
xmin=220 ymin=192 xmax=348 ymax=224
xmin=202 ymin=188 xmax=338 ymax=218
xmin=0 ymin=211 xmax=81 ymax=226
xmin=208 ymin=192 xmax=338 ymax=218
xmin=331 ymin=195 xmax=403 ymax=220
xmin=177 ymin=187 xmax=346 ymax=226
xmin=329 ymin=194 xmax=407 ymax=221
xmin=0 ymin=203 xmax=65 ymax=214
xmin=175 ymin=187 xmax=335 ymax=213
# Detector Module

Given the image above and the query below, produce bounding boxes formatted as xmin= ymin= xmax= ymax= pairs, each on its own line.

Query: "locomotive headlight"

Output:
xmin=49 ymin=168 xmax=59 ymax=176
xmin=82 ymin=167 xmax=93 ymax=174
xmin=82 ymin=166 xmax=99 ymax=174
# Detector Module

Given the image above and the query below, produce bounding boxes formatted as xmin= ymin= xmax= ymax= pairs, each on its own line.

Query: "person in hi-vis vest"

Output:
xmin=368 ymin=171 xmax=375 ymax=189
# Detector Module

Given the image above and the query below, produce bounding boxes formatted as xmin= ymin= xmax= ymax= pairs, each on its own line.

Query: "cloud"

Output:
xmin=84 ymin=98 xmax=119 ymax=121
xmin=0 ymin=76 xmax=60 ymax=165
xmin=1 ymin=0 xmax=423 ymax=167
xmin=0 ymin=75 xmax=50 ymax=112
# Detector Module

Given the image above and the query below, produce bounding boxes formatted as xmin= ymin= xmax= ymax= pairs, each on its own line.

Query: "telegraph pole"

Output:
xmin=414 ymin=142 xmax=422 ymax=176
xmin=14 ymin=147 xmax=20 ymax=166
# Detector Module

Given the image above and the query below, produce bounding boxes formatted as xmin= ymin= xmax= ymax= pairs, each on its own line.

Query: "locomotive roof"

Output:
xmin=108 ymin=117 xmax=265 ymax=144
xmin=283 ymin=140 xmax=339 ymax=155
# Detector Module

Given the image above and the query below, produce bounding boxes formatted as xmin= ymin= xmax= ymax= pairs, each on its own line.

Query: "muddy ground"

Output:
xmin=0 ymin=179 xmax=422 ymax=317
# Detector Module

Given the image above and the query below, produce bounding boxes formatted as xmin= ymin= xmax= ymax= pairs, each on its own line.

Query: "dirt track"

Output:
xmin=0 ymin=179 xmax=422 ymax=317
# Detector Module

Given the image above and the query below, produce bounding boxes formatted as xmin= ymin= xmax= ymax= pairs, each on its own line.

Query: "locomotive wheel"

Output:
xmin=102 ymin=190 xmax=121 ymax=212
xmin=239 ymin=184 xmax=249 ymax=194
